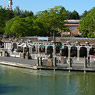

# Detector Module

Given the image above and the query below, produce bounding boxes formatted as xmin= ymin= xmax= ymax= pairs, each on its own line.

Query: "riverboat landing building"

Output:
xmin=1 ymin=37 xmax=95 ymax=64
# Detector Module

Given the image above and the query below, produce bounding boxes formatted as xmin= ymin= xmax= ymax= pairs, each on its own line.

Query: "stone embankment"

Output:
xmin=1 ymin=56 xmax=95 ymax=73
xmin=0 ymin=57 xmax=37 ymax=70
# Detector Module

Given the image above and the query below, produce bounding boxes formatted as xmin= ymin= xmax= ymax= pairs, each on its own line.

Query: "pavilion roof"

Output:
xmin=56 ymin=37 xmax=95 ymax=45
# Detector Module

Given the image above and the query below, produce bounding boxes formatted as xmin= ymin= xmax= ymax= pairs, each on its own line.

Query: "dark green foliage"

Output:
xmin=66 ymin=10 xmax=80 ymax=19
xmin=0 ymin=6 xmax=14 ymax=34
xmin=5 ymin=16 xmax=34 ymax=38
xmin=13 ymin=6 xmax=33 ymax=18
xmin=35 ymin=6 xmax=67 ymax=36
xmin=80 ymin=10 xmax=88 ymax=19
xmin=2 ymin=5 xmax=93 ymax=38
xmin=79 ymin=7 xmax=95 ymax=38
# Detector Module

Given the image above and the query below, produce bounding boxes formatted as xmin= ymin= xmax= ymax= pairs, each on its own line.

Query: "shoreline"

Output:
xmin=0 ymin=57 xmax=95 ymax=72
xmin=0 ymin=60 xmax=37 ymax=70
xmin=0 ymin=59 xmax=95 ymax=72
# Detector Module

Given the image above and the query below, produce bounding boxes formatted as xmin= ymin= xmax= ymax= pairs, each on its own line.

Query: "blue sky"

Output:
xmin=0 ymin=0 xmax=95 ymax=15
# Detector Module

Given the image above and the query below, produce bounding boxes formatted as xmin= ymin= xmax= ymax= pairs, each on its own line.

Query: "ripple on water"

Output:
xmin=0 ymin=65 xmax=95 ymax=95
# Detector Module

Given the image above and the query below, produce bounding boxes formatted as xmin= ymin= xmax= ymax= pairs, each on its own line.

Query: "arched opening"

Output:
xmin=56 ymin=45 xmax=60 ymax=53
xmin=12 ymin=43 xmax=17 ymax=52
xmin=0 ymin=41 xmax=4 ymax=48
xmin=70 ymin=46 xmax=77 ymax=57
xmin=55 ymin=42 xmax=61 ymax=54
xmin=80 ymin=47 xmax=87 ymax=57
xmin=32 ymin=45 xmax=36 ymax=53
xmin=39 ymin=44 xmax=45 ymax=53
xmin=17 ymin=47 xmax=23 ymax=52
xmin=24 ymin=47 xmax=29 ymax=53
xmin=89 ymin=47 xmax=95 ymax=55
xmin=61 ymin=46 xmax=68 ymax=57
xmin=47 ymin=46 xmax=53 ymax=58
xmin=13 ymin=43 xmax=17 ymax=49
xmin=47 ymin=46 xmax=53 ymax=54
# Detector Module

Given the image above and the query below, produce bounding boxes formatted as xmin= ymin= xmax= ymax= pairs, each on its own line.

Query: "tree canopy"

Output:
xmin=5 ymin=16 xmax=34 ymax=38
xmin=0 ymin=5 xmax=90 ymax=38
xmin=14 ymin=6 xmax=34 ymax=18
xmin=79 ymin=7 xmax=95 ymax=38
xmin=35 ymin=6 xmax=67 ymax=36
xmin=66 ymin=10 xmax=80 ymax=19
xmin=4 ymin=6 xmax=68 ymax=37
xmin=0 ymin=6 xmax=14 ymax=34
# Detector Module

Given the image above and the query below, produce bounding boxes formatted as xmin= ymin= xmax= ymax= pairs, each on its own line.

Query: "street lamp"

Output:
xmin=66 ymin=41 xmax=70 ymax=45
xmin=85 ymin=41 xmax=89 ymax=46
xmin=76 ymin=41 xmax=80 ymax=46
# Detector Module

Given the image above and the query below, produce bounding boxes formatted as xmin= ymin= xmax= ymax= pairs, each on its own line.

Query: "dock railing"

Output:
xmin=37 ymin=56 xmax=94 ymax=72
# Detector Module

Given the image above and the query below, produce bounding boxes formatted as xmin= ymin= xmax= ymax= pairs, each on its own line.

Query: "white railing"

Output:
xmin=10 ymin=51 xmax=20 ymax=58
xmin=30 ymin=54 xmax=49 ymax=60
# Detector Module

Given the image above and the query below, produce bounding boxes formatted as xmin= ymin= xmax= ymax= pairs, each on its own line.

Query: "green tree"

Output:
xmin=66 ymin=10 xmax=80 ymax=19
xmin=0 ymin=6 xmax=14 ymax=34
xmin=5 ymin=16 xmax=34 ymax=38
xmin=13 ymin=6 xmax=21 ymax=16
xmin=36 ymin=6 xmax=67 ymax=36
xmin=4 ymin=17 xmax=15 ymax=36
xmin=80 ymin=10 xmax=88 ymax=19
xmin=79 ymin=7 xmax=95 ymax=38
xmin=13 ymin=6 xmax=33 ymax=18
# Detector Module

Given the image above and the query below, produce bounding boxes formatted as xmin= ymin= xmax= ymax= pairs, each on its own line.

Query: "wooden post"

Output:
xmin=37 ymin=57 xmax=39 ymax=66
xmin=53 ymin=57 xmax=56 ymax=71
xmin=53 ymin=57 xmax=56 ymax=67
xmin=39 ymin=57 xmax=42 ymax=66
xmin=68 ymin=57 xmax=72 ymax=72
xmin=84 ymin=57 xmax=87 ymax=73
xmin=68 ymin=57 xmax=72 ymax=68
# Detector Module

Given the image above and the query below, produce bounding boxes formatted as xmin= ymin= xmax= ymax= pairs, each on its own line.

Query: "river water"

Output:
xmin=0 ymin=65 xmax=95 ymax=95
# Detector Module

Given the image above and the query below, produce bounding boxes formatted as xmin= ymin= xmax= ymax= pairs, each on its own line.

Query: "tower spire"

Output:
xmin=8 ymin=0 xmax=13 ymax=10
xmin=4 ymin=0 xmax=6 ymax=9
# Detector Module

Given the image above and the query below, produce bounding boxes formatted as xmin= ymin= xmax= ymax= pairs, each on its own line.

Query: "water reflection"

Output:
xmin=0 ymin=65 xmax=95 ymax=95
xmin=0 ymin=84 xmax=26 ymax=94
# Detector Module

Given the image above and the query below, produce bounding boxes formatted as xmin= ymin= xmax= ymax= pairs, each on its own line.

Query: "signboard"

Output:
xmin=38 ymin=37 xmax=48 ymax=41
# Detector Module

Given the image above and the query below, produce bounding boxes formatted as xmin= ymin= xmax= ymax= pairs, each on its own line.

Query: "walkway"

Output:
xmin=0 ymin=56 xmax=37 ymax=69
xmin=0 ymin=56 xmax=95 ymax=72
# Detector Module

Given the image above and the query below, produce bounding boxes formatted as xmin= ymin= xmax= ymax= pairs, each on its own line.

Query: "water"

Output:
xmin=0 ymin=65 xmax=95 ymax=95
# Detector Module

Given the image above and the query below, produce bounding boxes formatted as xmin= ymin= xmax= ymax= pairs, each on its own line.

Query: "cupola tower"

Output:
xmin=8 ymin=0 xmax=13 ymax=10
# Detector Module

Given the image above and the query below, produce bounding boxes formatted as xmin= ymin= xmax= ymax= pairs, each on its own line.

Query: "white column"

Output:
xmin=60 ymin=48 xmax=62 ymax=55
xmin=38 ymin=45 xmax=40 ymax=54
xmin=87 ymin=47 xmax=90 ymax=57
xmin=77 ymin=46 xmax=80 ymax=61
xmin=35 ymin=46 xmax=37 ymax=53
xmin=68 ymin=46 xmax=71 ymax=58
xmin=17 ymin=43 xmax=18 ymax=50
xmin=53 ymin=43 xmax=56 ymax=57
xmin=4 ymin=43 xmax=6 ymax=49
xmin=45 ymin=45 xmax=47 ymax=54
xmin=23 ymin=47 xmax=24 ymax=53
xmin=29 ymin=47 xmax=32 ymax=54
